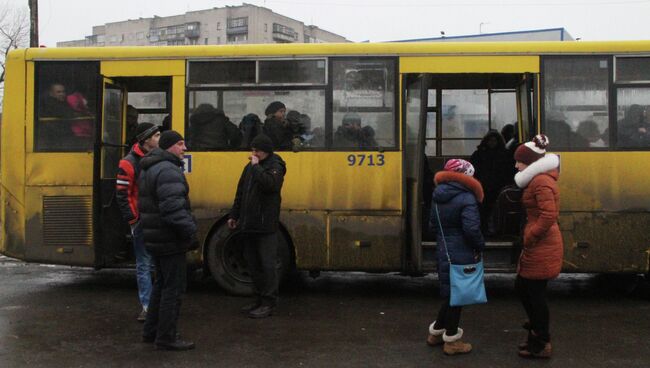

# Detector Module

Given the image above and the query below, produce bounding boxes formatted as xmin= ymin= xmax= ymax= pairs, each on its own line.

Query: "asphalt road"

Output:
xmin=1 ymin=255 xmax=649 ymax=368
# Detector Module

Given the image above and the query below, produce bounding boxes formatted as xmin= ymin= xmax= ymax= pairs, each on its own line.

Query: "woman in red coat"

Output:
xmin=513 ymin=134 xmax=562 ymax=359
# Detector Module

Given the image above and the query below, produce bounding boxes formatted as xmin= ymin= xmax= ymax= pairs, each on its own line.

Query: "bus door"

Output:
xmin=404 ymin=74 xmax=431 ymax=273
xmin=517 ymin=73 xmax=537 ymax=141
xmin=93 ymin=79 xmax=128 ymax=267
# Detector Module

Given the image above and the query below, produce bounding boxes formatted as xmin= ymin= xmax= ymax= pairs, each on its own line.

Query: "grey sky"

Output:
xmin=8 ymin=0 xmax=650 ymax=46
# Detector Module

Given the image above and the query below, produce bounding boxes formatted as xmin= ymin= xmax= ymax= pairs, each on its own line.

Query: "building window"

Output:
xmin=204 ymin=38 xmax=208 ymax=45
xmin=217 ymin=36 xmax=221 ymax=44
xmin=272 ymin=23 xmax=298 ymax=42
xmin=228 ymin=17 xmax=248 ymax=28
xmin=265 ymin=23 xmax=268 ymax=32
xmin=217 ymin=22 xmax=221 ymax=30
xmin=136 ymin=32 xmax=144 ymax=40
xmin=227 ymin=34 xmax=248 ymax=44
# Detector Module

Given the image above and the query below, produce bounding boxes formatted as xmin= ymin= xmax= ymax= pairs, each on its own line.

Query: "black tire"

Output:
xmin=206 ymin=222 xmax=292 ymax=296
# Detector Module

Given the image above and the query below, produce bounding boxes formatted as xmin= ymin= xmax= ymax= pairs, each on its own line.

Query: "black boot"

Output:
xmin=248 ymin=305 xmax=274 ymax=319
xmin=155 ymin=340 xmax=195 ymax=351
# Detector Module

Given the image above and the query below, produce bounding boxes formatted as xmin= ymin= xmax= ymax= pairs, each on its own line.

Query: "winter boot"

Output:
xmin=519 ymin=331 xmax=552 ymax=359
xmin=442 ymin=328 xmax=472 ymax=355
xmin=426 ymin=321 xmax=445 ymax=347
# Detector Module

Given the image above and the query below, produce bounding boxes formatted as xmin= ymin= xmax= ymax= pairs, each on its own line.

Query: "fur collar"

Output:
xmin=514 ymin=154 xmax=560 ymax=188
xmin=434 ymin=171 xmax=485 ymax=203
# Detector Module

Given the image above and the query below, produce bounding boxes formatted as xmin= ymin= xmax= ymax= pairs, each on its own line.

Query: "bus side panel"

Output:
xmin=0 ymin=50 xmax=27 ymax=259
xmin=560 ymin=212 xmax=650 ymax=274
xmin=558 ymin=152 xmax=650 ymax=273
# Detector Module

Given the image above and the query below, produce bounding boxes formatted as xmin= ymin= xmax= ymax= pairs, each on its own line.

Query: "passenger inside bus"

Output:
xmin=297 ymin=113 xmax=325 ymax=148
xmin=239 ymin=113 xmax=263 ymax=149
xmin=501 ymin=123 xmax=519 ymax=156
xmin=188 ymin=103 xmax=242 ymax=150
xmin=125 ymin=105 xmax=139 ymax=145
xmin=545 ymin=111 xmax=588 ymax=148
xmin=263 ymin=101 xmax=294 ymax=150
xmin=66 ymin=91 xmax=94 ymax=139
xmin=333 ymin=112 xmax=377 ymax=148
xmin=40 ymin=83 xmax=75 ymax=118
xmin=470 ymin=130 xmax=515 ymax=233
xmin=576 ymin=120 xmax=607 ymax=147
xmin=618 ymin=104 xmax=650 ymax=147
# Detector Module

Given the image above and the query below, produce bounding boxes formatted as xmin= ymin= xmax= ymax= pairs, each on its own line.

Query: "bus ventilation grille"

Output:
xmin=43 ymin=196 xmax=93 ymax=247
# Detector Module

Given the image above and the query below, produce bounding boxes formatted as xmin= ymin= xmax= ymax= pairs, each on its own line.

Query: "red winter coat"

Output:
xmin=515 ymin=155 xmax=563 ymax=280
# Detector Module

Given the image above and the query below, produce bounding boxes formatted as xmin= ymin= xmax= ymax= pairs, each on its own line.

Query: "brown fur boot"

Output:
xmin=442 ymin=328 xmax=472 ymax=355
xmin=426 ymin=322 xmax=445 ymax=347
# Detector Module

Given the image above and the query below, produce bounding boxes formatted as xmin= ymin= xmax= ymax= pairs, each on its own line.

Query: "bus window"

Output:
xmin=440 ymin=90 xmax=488 ymax=156
xmin=188 ymin=60 xmax=256 ymax=85
xmin=542 ymin=57 xmax=610 ymax=149
xmin=187 ymin=89 xmax=326 ymax=150
xmin=615 ymin=57 xmax=650 ymax=149
xmin=332 ymin=58 xmax=396 ymax=149
xmin=616 ymin=90 xmax=650 ymax=148
xmin=259 ymin=59 xmax=326 ymax=85
xmin=35 ymin=62 xmax=99 ymax=152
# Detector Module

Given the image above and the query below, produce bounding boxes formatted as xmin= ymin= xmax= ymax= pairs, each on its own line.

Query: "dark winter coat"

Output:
xmin=230 ymin=153 xmax=286 ymax=234
xmin=470 ymin=131 xmax=515 ymax=203
xmin=137 ymin=148 xmax=197 ymax=256
xmin=189 ymin=104 xmax=242 ymax=150
xmin=430 ymin=171 xmax=485 ymax=298
xmin=263 ymin=117 xmax=294 ymax=151
xmin=515 ymin=154 xmax=563 ymax=280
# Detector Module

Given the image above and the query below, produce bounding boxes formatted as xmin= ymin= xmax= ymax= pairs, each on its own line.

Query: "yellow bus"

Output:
xmin=2 ymin=41 xmax=650 ymax=294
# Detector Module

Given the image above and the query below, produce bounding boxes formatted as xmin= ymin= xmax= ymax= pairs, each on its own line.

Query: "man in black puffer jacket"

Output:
xmin=228 ymin=134 xmax=286 ymax=319
xmin=138 ymin=130 xmax=198 ymax=351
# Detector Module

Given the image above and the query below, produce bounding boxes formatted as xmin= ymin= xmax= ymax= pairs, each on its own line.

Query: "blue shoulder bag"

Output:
xmin=434 ymin=204 xmax=488 ymax=307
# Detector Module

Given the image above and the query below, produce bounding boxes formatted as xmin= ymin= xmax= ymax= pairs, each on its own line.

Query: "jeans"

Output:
xmin=515 ymin=275 xmax=550 ymax=352
xmin=434 ymin=298 xmax=462 ymax=336
xmin=243 ymin=232 xmax=280 ymax=307
xmin=131 ymin=222 xmax=152 ymax=309
xmin=142 ymin=252 xmax=187 ymax=344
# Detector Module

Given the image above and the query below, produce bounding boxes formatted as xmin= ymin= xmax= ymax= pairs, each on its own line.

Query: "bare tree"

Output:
xmin=0 ymin=4 xmax=29 ymax=84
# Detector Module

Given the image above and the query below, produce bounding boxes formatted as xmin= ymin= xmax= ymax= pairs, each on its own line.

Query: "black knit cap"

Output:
xmin=264 ymin=101 xmax=286 ymax=116
xmin=251 ymin=134 xmax=274 ymax=153
xmin=136 ymin=122 xmax=159 ymax=143
xmin=159 ymin=130 xmax=184 ymax=150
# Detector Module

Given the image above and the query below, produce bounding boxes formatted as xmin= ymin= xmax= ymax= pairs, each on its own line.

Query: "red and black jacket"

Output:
xmin=116 ymin=144 xmax=146 ymax=225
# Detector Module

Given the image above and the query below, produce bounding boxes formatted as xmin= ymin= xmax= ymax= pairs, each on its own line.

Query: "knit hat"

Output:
xmin=136 ymin=123 xmax=159 ymax=143
xmin=250 ymin=134 xmax=274 ymax=153
xmin=265 ymin=101 xmax=286 ymax=116
xmin=514 ymin=134 xmax=549 ymax=165
xmin=444 ymin=158 xmax=475 ymax=177
xmin=159 ymin=130 xmax=184 ymax=150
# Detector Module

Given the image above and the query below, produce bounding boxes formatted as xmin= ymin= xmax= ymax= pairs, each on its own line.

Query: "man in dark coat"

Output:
xmin=138 ymin=130 xmax=198 ymax=351
xmin=228 ymin=134 xmax=287 ymax=318
xmin=263 ymin=101 xmax=294 ymax=151
xmin=333 ymin=112 xmax=377 ymax=148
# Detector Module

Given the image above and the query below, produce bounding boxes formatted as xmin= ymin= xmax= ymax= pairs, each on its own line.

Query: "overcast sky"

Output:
xmin=7 ymin=0 xmax=650 ymax=46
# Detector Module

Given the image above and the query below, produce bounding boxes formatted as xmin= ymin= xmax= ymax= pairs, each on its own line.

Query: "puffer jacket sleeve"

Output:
xmin=156 ymin=166 xmax=197 ymax=240
xmin=251 ymin=161 xmax=285 ymax=193
xmin=460 ymin=196 xmax=485 ymax=251
xmin=116 ymin=159 xmax=138 ymax=224
xmin=529 ymin=183 xmax=558 ymax=242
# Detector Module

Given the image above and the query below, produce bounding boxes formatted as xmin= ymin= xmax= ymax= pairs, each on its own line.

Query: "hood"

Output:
xmin=514 ymin=153 xmax=560 ymax=188
xmin=477 ymin=130 xmax=506 ymax=151
xmin=190 ymin=104 xmax=227 ymax=126
xmin=433 ymin=171 xmax=484 ymax=203
xmin=140 ymin=147 xmax=183 ymax=170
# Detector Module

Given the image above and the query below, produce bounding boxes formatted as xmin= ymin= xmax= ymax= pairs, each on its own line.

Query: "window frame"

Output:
xmin=184 ymin=56 xmax=399 ymax=152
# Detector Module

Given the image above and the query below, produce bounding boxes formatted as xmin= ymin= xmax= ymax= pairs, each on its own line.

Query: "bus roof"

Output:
xmin=17 ymin=40 xmax=650 ymax=61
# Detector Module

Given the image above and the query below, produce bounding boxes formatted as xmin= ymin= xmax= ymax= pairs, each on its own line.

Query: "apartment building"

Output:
xmin=57 ymin=3 xmax=349 ymax=47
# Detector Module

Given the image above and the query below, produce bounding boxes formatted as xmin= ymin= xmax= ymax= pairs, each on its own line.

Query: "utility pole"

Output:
xmin=28 ymin=0 xmax=38 ymax=47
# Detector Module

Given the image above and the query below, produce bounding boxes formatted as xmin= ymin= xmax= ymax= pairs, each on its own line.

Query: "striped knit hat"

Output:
xmin=515 ymin=134 xmax=549 ymax=165
xmin=444 ymin=158 xmax=475 ymax=177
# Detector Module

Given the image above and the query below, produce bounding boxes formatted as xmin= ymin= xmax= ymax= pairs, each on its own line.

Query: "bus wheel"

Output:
xmin=206 ymin=223 xmax=293 ymax=296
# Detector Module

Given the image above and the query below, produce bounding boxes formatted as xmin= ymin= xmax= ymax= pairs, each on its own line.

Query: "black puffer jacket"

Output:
xmin=137 ymin=148 xmax=197 ymax=256
xmin=230 ymin=153 xmax=286 ymax=233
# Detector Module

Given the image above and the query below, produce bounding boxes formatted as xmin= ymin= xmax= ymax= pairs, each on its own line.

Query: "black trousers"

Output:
xmin=515 ymin=275 xmax=550 ymax=351
xmin=243 ymin=232 xmax=279 ymax=307
xmin=143 ymin=252 xmax=187 ymax=344
xmin=434 ymin=298 xmax=462 ymax=336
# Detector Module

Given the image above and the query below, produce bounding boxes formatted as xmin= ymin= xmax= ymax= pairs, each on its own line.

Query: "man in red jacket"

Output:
xmin=116 ymin=122 xmax=161 ymax=322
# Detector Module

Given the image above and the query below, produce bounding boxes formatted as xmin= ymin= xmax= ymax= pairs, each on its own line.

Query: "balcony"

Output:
xmin=227 ymin=26 xmax=248 ymax=35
